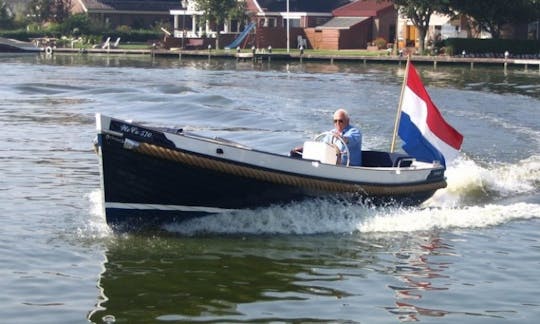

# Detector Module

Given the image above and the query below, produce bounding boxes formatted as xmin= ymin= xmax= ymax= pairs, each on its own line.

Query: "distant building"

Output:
xmin=314 ymin=0 xmax=396 ymax=50
xmin=170 ymin=0 xmax=397 ymax=50
xmin=397 ymin=13 xmax=471 ymax=50
xmin=397 ymin=11 xmax=535 ymax=50
xmin=247 ymin=0 xmax=351 ymax=50
xmin=72 ymin=0 xmax=180 ymax=29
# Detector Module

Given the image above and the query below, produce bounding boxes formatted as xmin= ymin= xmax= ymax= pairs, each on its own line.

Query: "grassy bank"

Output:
xmin=109 ymin=42 xmax=389 ymax=57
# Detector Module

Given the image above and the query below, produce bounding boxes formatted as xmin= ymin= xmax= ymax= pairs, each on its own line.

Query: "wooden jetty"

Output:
xmin=37 ymin=46 xmax=540 ymax=71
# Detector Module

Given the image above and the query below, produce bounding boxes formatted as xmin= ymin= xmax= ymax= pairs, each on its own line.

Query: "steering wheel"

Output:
xmin=313 ymin=131 xmax=350 ymax=166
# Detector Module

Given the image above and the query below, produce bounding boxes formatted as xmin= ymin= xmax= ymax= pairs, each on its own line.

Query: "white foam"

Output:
xmin=426 ymin=154 xmax=540 ymax=207
xmin=78 ymin=189 xmax=113 ymax=239
xmin=357 ymin=153 xmax=540 ymax=234
xmin=482 ymin=155 xmax=540 ymax=195
xmin=163 ymin=199 xmax=374 ymax=236
xmin=358 ymin=203 xmax=540 ymax=233
xmin=164 ymin=199 xmax=540 ymax=236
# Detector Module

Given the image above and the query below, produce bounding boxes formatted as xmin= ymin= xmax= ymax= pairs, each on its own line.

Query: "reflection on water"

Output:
xmin=88 ymin=232 xmax=504 ymax=323
xmin=386 ymin=235 xmax=454 ymax=321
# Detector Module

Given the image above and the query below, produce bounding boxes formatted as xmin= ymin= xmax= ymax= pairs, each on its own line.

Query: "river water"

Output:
xmin=0 ymin=53 xmax=539 ymax=323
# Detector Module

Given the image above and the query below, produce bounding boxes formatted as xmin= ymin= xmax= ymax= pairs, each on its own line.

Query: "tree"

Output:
xmin=393 ymin=0 xmax=450 ymax=54
xmin=27 ymin=0 xmax=71 ymax=24
xmin=445 ymin=0 xmax=540 ymax=39
xmin=194 ymin=0 xmax=242 ymax=49
xmin=60 ymin=13 xmax=99 ymax=35
xmin=0 ymin=0 xmax=14 ymax=28
xmin=52 ymin=0 xmax=70 ymax=23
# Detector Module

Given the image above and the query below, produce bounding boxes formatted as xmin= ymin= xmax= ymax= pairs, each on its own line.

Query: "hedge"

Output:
xmin=444 ymin=38 xmax=540 ymax=56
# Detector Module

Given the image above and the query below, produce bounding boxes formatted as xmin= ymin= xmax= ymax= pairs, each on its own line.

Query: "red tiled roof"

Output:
xmin=254 ymin=0 xmax=351 ymax=13
xmin=78 ymin=0 xmax=182 ymax=12
xmin=316 ymin=16 xmax=369 ymax=30
xmin=333 ymin=0 xmax=394 ymax=17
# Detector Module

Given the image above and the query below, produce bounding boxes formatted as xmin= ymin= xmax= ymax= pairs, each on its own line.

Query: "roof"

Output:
xmin=316 ymin=16 xmax=369 ymax=30
xmin=254 ymin=0 xmax=351 ymax=13
xmin=333 ymin=0 xmax=394 ymax=17
xmin=77 ymin=0 xmax=182 ymax=12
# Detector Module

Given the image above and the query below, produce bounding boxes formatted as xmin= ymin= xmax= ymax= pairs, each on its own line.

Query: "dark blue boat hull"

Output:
xmin=99 ymin=134 xmax=312 ymax=226
xmin=98 ymin=133 xmax=441 ymax=228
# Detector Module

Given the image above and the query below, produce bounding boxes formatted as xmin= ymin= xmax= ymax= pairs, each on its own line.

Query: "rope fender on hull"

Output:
xmin=133 ymin=142 xmax=446 ymax=196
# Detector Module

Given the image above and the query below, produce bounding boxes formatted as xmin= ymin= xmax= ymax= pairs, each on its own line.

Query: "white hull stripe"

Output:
xmin=105 ymin=202 xmax=237 ymax=214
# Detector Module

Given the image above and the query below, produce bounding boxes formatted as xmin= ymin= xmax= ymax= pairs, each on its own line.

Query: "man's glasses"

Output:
xmin=333 ymin=119 xmax=344 ymax=124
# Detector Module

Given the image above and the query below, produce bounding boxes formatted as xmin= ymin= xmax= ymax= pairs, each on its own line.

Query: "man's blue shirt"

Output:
xmin=326 ymin=125 xmax=362 ymax=166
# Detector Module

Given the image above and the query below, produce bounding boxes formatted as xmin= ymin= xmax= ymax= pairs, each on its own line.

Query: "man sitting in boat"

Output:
xmin=328 ymin=109 xmax=362 ymax=166
xmin=290 ymin=108 xmax=363 ymax=166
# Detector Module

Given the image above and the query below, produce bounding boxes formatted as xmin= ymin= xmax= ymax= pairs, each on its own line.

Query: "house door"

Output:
xmin=406 ymin=25 xmax=416 ymax=47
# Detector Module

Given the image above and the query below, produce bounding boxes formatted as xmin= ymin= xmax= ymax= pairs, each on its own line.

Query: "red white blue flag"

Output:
xmin=398 ymin=62 xmax=463 ymax=167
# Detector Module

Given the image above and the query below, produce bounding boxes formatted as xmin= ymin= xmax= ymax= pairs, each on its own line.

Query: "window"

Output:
xmin=282 ymin=18 xmax=300 ymax=28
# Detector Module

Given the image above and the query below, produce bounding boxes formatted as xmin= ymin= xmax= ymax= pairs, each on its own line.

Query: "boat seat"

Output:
xmin=302 ymin=141 xmax=338 ymax=165
xmin=361 ymin=151 xmax=412 ymax=167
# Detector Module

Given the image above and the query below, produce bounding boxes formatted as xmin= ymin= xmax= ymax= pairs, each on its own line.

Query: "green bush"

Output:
xmin=61 ymin=14 xmax=103 ymax=36
xmin=373 ymin=37 xmax=387 ymax=49
xmin=111 ymin=29 xmax=162 ymax=42
xmin=0 ymin=29 xmax=52 ymax=41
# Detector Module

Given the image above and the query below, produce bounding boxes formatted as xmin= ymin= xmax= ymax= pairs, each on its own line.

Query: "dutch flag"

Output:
xmin=398 ymin=62 xmax=463 ymax=167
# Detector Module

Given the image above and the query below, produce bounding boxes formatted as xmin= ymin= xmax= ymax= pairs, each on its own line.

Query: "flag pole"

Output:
xmin=390 ymin=55 xmax=411 ymax=152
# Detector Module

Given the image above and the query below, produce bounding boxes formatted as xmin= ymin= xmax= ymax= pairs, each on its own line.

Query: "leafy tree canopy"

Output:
xmin=193 ymin=0 xmax=246 ymax=49
xmin=444 ymin=0 xmax=540 ymax=38
xmin=393 ymin=0 xmax=450 ymax=53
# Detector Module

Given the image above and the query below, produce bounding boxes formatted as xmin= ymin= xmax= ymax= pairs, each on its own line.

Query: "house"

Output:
xmin=169 ymin=0 xmax=398 ymax=50
xmin=169 ymin=0 xmax=350 ymax=50
xmin=248 ymin=0 xmax=351 ymax=50
xmin=397 ymin=11 xmax=534 ymax=51
xmin=71 ymin=0 xmax=181 ymax=29
xmin=247 ymin=0 xmax=396 ymax=50
xmin=310 ymin=0 xmax=397 ymax=50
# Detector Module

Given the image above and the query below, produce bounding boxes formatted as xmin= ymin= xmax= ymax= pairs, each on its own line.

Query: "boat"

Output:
xmin=94 ymin=59 xmax=463 ymax=228
xmin=94 ymin=114 xmax=446 ymax=227
xmin=0 ymin=37 xmax=42 ymax=53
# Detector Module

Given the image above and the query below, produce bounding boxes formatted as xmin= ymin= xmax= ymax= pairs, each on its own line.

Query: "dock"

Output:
xmin=34 ymin=46 xmax=540 ymax=71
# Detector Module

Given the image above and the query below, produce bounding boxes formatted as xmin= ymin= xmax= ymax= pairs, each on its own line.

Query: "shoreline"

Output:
xmin=43 ymin=47 xmax=540 ymax=70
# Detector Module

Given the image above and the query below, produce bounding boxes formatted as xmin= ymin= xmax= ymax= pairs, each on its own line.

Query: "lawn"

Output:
xmin=114 ymin=42 xmax=389 ymax=56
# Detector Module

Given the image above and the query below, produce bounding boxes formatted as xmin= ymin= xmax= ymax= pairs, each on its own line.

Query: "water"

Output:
xmin=0 ymin=53 xmax=539 ymax=323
